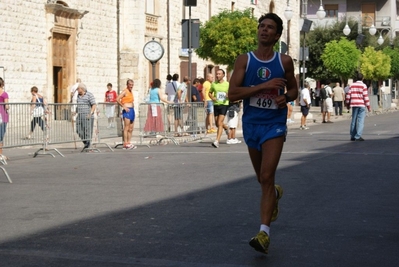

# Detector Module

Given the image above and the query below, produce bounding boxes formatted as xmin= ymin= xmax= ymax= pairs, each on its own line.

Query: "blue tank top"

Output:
xmin=149 ymin=88 xmax=160 ymax=103
xmin=242 ymin=52 xmax=287 ymax=125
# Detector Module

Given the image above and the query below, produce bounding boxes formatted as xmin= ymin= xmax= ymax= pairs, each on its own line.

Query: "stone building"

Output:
xmin=0 ymin=0 xmax=300 ymax=104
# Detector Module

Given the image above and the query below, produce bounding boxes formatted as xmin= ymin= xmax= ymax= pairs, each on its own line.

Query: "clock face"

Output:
xmin=143 ymin=41 xmax=164 ymax=62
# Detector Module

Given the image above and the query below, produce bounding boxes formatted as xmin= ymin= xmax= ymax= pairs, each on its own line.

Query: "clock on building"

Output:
xmin=143 ymin=40 xmax=164 ymax=63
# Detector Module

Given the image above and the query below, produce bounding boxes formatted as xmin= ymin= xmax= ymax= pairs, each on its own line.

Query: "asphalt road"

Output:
xmin=0 ymin=111 xmax=398 ymax=267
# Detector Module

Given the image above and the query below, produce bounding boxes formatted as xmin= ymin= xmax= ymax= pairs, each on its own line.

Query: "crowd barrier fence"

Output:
xmin=381 ymin=94 xmax=392 ymax=111
xmin=0 ymin=103 xmax=118 ymax=159
xmin=2 ymin=101 xmax=211 ymax=161
xmin=138 ymin=102 xmax=212 ymax=145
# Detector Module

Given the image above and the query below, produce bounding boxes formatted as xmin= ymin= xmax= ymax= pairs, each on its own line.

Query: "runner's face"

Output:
xmin=216 ymin=71 xmax=224 ymax=82
xmin=258 ymin=18 xmax=280 ymax=45
xmin=127 ymin=81 xmax=134 ymax=90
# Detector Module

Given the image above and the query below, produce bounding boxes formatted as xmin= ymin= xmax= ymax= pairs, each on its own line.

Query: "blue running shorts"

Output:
xmin=243 ymin=122 xmax=287 ymax=151
xmin=206 ymin=100 xmax=214 ymax=114
xmin=122 ymin=107 xmax=135 ymax=122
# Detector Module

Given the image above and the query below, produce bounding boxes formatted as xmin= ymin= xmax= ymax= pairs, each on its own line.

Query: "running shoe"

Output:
xmin=123 ymin=144 xmax=136 ymax=150
xmin=234 ymin=138 xmax=242 ymax=144
xmin=271 ymin=184 xmax=283 ymax=222
xmin=249 ymin=231 xmax=270 ymax=254
xmin=226 ymin=139 xmax=237 ymax=144
xmin=212 ymin=141 xmax=219 ymax=148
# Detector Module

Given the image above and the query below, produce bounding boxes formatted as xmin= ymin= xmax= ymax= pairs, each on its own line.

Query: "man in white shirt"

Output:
xmin=300 ymin=82 xmax=311 ymax=130
xmin=321 ymin=80 xmax=334 ymax=123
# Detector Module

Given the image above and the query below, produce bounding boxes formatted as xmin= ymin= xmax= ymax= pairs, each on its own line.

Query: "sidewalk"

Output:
xmin=287 ymin=104 xmax=352 ymax=128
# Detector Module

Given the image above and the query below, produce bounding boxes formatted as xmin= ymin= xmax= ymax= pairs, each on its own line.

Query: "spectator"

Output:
xmin=104 ymin=83 xmax=117 ymax=128
xmin=286 ymin=100 xmax=294 ymax=124
xmin=26 ymin=86 xmax=48 ymax=140
xmin=345 ymin=72 xmax=371 ymax=141
xmin=0 ymin=78 xmax=9 ymax=158
xmin=226 ymin=100 xmax=242 ymax=144
xmin=117 ymin=79 xmax=136 ymax=149
xmin=165 ymin=74 xmax=172 ymax=88
xmin=188 ymin=78 xmax=202 ymax=134
xmin=75 ymin=83 xmax=97 ymax=150
xmin=144 ymin=78 xmax=172 ymax=134
xmin=314 ymin=87 xmax=321 ymax=107
xmin=191 ymin=78 xmax=202 ymax=103
xmin=165 ymin=73 xmax=179 ymax=132
xmin=321 ymin=80 xmax=334 ymax=123
xmin=203 ymin=73 xmax=216 ymax=133
xmin=174 ymin=76 xmax=190 ymax=137
xmin=333 ymin=82 xmax=345 ymax=116
xmin=197 ymin=77 xmax=204 ymax=102
xmin=299 ymin=82 xmax=311 ymax=130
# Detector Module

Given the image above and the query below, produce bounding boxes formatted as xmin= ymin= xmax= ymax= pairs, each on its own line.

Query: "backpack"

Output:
xmin=320 ymin=86 xmax=329 ymax=100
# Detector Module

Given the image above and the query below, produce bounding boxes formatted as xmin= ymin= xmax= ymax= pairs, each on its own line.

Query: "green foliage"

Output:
xmin=321 ymin=37 xmax=360 ymax=82
xmin=306 ymin=20 xmax=348 ymax=81
xmin=360 ymin=46 xmax=391 ymax=81
xmin=306 ymin=19 xmax=393 ymax=82
xmin=195 ymin=9 xmax=258 ymax=71
xmin=382 ymin=47 xmax=399 ymax=79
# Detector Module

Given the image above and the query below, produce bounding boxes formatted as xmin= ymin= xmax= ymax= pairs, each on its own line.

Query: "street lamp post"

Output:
xmin=377 ymin=28 xmax=391 ymax=45
xmin=343 ymin=14 xmax=377 ymax=41
xmin=378 ymin=28 xmax=399 ymax=47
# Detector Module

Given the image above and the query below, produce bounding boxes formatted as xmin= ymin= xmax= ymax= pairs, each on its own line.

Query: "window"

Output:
xmin=231 ymin=2 xmax=235 ymax=11
xmin=325 ymin=4 xmax=338 ymax=18
xmin=146 ymin=0 xmax=155 ymax=14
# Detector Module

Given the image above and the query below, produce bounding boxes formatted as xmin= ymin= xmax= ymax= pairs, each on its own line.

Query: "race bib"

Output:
xmin=249 ymin=90 xmax=279 ymax=109
xmin=216 ymin=92 xmax=227 ymax=101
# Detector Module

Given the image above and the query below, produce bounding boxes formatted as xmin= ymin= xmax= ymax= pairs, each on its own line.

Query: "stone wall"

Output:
xmin=0 ymin=0 xmax=300 ymax=105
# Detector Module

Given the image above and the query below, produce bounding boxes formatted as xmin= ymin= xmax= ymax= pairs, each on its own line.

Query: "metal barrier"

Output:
xmin=138 ymin=103 xmax=176 ymax=145
xmin=96 ymin=102 xmax=149 ymax=149
xmin=370 ymin=94 xmax=392 ymax=113
xmin=94 ymin=102 xmax=122 ymax=140
xmin=138 ymin=102 xmax=209 ymax=145
xmin=0 ymin=103 xmax=62 ymax=158
xmin=381 ymin=94 xmax=392 ymax=111
xmin=0 ymin=166 xmax=11 ymax=183
xmin=369 ymin=95 xmax=379 ymax=112
xmin=0 ymin=103 xmax=117 ymax=158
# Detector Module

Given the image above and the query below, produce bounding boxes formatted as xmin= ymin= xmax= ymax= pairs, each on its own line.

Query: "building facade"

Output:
xmin=0 ymin=0 xmax=300 ymax=104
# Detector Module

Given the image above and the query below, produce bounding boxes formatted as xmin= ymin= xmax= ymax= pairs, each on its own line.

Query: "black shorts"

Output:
xmin=301 ymin=105 xmax=310 ymax=116
xmin=214 ymin=105 xmax=228 ymax=117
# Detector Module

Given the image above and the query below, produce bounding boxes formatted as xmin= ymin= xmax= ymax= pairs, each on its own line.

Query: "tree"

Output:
xmin=306 ymin=19 xmax=381 ymax=81
xmin=360 ymin=46 xmax=391 ymax=81
xmin=321 ymin=37 xmax=360 ymax=84
xmin=382 ymin=47 xmax=399 ymax=79
xmin=305 ymin=20 xmax=348 ymax=81
xmin=195 ymin=9 xmax=258 ymax=71
xmin=382 ymin=47 xmax=399 ymax=94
